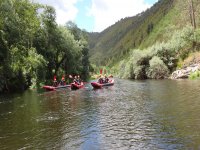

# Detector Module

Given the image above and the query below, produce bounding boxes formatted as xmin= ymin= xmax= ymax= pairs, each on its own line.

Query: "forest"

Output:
xmin=0 ymin=0 xmax=90 ymax=93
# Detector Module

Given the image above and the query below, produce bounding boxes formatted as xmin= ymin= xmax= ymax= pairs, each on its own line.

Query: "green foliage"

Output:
xmin=147 ymin=23 xmax=154 ymax=35
xmin=34 ymin=6 xmax=90 ymax=83
xmin=0 ymin=0 xmax=90 ymax=93
xmin=189 ymin=71 xmax=200 ymax=79
xmin=147 ymin=56 xmax=169 ymax=79
xmin=81 ymin=47 xmax=90 ymax=80
xmin=129 ymin=50 xmax=151 ymax=79
xmin=133 ymin=66 xmax=147 ymax=80
xmin=10 ymin=46 xmax=46 ymax=74
xmin=118 ymin=60 xmax=132 ymax=79
xmin=88 ymin=0 xmax=200 ymax=80
xmin=88 ymin=0 xmax=174 ymax=66
xmin=118 ymin=50 xmax=150 ymax=79
xmin=116 ymin=25 xmax=200 ymax=79
xmin=0 ymin=0 xmax=45 ymax=92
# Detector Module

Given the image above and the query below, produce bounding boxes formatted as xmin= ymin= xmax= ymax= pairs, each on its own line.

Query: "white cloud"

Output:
xmin=88 ymin=0 xmax=153 ymax=32
xmin=33 ymin=0 xmax=79 ymax=25
xmin=33 ymin=0 xmax=157 ymax=32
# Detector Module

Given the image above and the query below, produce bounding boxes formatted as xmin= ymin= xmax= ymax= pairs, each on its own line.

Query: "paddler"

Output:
xmin=104 ymin=75 xmax=109 ymax=83
xmin=77 ymin=75 xmax=82 ymax=84
xmin=60 ymin=75 xmax=65 ymax=85
xmin=98 ymin=75 xmax=103 ymax=84
xmin=53 ymin=75 xmax=58 ymax=87
xmin=73 ymin=75 xmax=79 ymax=84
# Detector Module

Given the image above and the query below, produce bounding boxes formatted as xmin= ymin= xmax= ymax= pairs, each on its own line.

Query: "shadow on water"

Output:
xmin=0 ymin=79 xmax=200 ymax=149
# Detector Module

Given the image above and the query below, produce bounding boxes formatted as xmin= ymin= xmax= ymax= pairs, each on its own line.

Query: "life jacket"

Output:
xmin=62 ymin=76 xmax=65 ymax=81
xmin=54 ymin=76 xmax=57 ymax=81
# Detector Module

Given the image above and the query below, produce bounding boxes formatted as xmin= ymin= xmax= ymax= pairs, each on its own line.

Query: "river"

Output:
xmin=0 ymin=79 xmax=200 ymax=150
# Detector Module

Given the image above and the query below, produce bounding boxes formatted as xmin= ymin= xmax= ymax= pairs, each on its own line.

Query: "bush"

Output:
xmin=129 ymin=49 xmax=151 ymax=79
xmin=147 ymin=56 xmax=169 ymax=79
xmin=189 ymin=71 xmax=200 ymax=80
xmin=122 ymin=60 xmax=132 ymax=78
xmin=134 ymin=65 xmax=147 ymax=79
xmin=116 ymin=26 xmax=200 ymax=80
xmin=118 ymin=60 xmax=126 ymax=78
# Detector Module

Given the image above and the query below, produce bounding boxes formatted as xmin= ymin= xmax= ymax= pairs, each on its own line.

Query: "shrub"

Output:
xmin=134 ymin=65 xmax=147 ymax=79
xmin=117 ymin=59 xmax=132 ymax=79
xmin=189 ymin=71 xmax=200 ymax=80
xmin=128 ymin=49 xmax=151 ymax=79
xmin=123 ymin=60 xmax=132 ymax=78
xmin=149 ymin=42 xmax=177 ymax=71
xmin=147 ymin=56 xmax=169 ymax=79
xmin=116 ymin=26 xmax=200 ymax=80
xmin=118 ymin=60 xmax=126 ymax=78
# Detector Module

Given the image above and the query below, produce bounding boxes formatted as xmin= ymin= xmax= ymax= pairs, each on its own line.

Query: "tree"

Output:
xmin=0 ymin=0 xmax=90 ymax=93
xmin=0 ymin=0 xmax=46 ymax=92
xmin=188 ymin=0 xmax=196 ymax=29
xmin=82 ymin=47 xmax=90 ymax=80
xmin=147 ymin=22 xmax=154 ymax=35
xmin=66 ymin=21 xmax=90 ymax=80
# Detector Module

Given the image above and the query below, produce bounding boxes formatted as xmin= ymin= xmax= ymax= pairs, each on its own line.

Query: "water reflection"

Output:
xmin=0 ymin=79 xmax=200 ymax=149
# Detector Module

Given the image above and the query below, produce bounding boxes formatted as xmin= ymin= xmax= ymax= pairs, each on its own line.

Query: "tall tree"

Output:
xmin=66 ymin=21 xmax=90 ymax=80
xmin=0 ymin=0 xmax=45 ymax=92
xmin=188 ymin=0 xmax=196 ymax=29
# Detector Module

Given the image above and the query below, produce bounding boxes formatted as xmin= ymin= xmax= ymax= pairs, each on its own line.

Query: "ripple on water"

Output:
xmin=36 ymin=112 xmax=60 ymax=123
xmin=1 ymin=79 xmax=200 ymax=149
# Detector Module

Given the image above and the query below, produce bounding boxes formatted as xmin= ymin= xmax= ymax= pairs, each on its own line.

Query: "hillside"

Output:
xmin=88 ymin=0 xmax=200 ymax=69
xmin=88 ymin=0 xmax=174 ymax=66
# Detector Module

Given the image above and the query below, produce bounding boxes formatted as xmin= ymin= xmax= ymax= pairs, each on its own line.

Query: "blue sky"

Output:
xmin=75 ymin=0 xmax=95 ymax=32
xmin=34 ymin=0 xmax=158 ymax=32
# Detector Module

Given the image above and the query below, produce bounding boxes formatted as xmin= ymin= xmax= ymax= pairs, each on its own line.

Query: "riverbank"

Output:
xmin=170 ymin=63 xmax=200 ymax=79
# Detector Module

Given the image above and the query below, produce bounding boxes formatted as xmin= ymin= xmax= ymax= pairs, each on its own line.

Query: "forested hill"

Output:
xmin=88 ymin=0 xmax=174 ymax=66
xmin=88 ymin=0 xmax=200 ymax=79
xmin=88 ymin=0 xmax=200 ymax=67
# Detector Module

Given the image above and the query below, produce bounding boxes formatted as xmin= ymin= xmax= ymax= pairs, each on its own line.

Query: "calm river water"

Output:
xmin=0 ymin=79 xmax=200 ymax=150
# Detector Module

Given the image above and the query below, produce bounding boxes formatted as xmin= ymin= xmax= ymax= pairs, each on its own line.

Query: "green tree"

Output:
xmin=0 ymin=0 xmax=90 ymax=93
xmin=82 ymin=47 xmax=90 ymax=80
xmin=147 ymin=56 xmax=169 ymax=79
xmin=66 ymin=21 xmax=90 ymax=80
xmin=0 ymin=0 xmax=45 ymax=92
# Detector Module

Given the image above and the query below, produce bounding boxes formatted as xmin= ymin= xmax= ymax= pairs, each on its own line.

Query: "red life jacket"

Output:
xmin=62 ymin=76 xmax=65 ymax=80
xmin=54 ymin=76 xmax=57 ymax=81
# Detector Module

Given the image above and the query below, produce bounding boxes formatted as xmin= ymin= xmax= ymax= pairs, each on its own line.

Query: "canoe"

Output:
xmin=71 ymin=82 xmax=84 ymax=90
xmin=43 ymin=84 xmax=71 ymax=91
xmin=91 ymin=79 xmax=114 ymax=89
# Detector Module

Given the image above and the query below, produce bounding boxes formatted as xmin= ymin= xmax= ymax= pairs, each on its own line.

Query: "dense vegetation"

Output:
xmin=88 ymin=0 xmax=200 ymax=79
xmin=88 ymin=0 xmax=174 ymax=66
xmin=0 ymin=0 xmax=90 ymax=93
xmin=117 ymin=27 xmax=200 ymax=79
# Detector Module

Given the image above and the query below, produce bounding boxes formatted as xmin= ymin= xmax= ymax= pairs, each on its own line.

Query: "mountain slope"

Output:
xmin=88 ymin=0 xmax=174 ymax=66
xmin=88 ymin=0 xmax=200 ymax=67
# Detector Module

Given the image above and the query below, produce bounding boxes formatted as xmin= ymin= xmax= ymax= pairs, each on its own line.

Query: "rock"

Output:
xmin=170 ymin=63 xmax=200 ymax=79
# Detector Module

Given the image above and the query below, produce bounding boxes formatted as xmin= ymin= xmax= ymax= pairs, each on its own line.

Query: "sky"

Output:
xmin=33 ymin=0 xmax=158 ymax=32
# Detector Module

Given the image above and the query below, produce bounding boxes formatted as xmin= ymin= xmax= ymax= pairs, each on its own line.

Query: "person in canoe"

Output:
xmin=77 ymin=75 xmax=82 ymax=84
xmin=98 ymin=75 xmax=104 ymax=84
xmin=104 ymin=75 xmax=109 ymax=83
xmin=66 ymin=74 xmax=72 ymax=84
xmin=53 ymin=75 xmax=58 ymax=87
xmin=73 ymin=76 xmax=79 ymax=85
xmin=109 ymin=74 xmax=113 ymax=78
xmin=60 ymin=75 xmax=65 ymax=86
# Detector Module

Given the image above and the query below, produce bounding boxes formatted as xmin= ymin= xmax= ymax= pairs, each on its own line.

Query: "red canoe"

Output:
xmin=71 ymin=82 xmax=84 ymax=90
xmin=91 ymin=79 xmax=114 ymax=89
xmin=43 ymin=84 xmax=71 ymax=91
